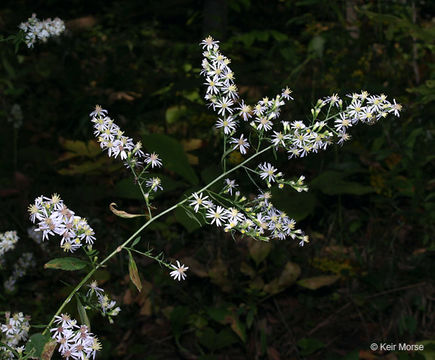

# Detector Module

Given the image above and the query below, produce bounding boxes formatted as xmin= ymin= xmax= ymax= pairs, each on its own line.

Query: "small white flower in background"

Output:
xmin=19 ymin=13 xmax=65 ymax=48
xmin=28 ymin=194 xmax=96 ymax=252
xmin=27 ymin=226 xmax=45 ymax=248
xmin=0 ymin=312 xmax=31 ymax=358
xmin=0 ymin=231 xmax=19 ymax=258
xmin=170 ymin=261 xmax=189 ymax=281
xmin=7 ymin=104 xmax=23 ymax=129
xmin=4 ymin=252 xmax=35 ymax=293
xmin=50 ymin=314 xmax=101 ymax=360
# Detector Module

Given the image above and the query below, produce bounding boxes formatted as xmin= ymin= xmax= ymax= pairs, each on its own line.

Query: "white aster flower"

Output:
xmin=170 ymin=261 xmax=189 ymax=281
xmin=216 ymin=116 xmax=237 ymax=135
xmin=224 ymin=178 xmax=238 ymax=195
xmin=144 ymin=152 xmax=163 ymax=168
xmin=200 ymin=36 xmax=219 ymax=50
xmin=230 ymin=134 xmax=250 ymax=154
xmin=215 ymin=97 xmax=234 ymax=116
xmin=258 ymin=162 xmax=277 ymax=183
xmin=189 ymin=192 xmax=210 ymax=213
xmin=206 ymin=205 xmax=228 ymax=227
xmin=146 ymin=177 xmax=163 ymax=192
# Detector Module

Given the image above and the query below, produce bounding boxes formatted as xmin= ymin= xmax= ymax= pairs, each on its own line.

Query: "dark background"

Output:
xmin=0 ymin=0 xmax=434 ymax=359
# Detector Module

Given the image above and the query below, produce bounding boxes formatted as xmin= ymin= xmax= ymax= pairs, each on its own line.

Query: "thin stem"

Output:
xmin=42 ymin=144 xmax=273 ymax=335
xmin=128 ymin=248 xmax=172 ymax=270
xmin=130 ymin=166 xmax=152 ymax=219
xmin=223 ymin=134 xmax=227 ymax=172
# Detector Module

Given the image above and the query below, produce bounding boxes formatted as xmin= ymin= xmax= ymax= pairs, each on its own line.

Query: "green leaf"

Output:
xmin=44 ymin=257 xmax=88 ymax=271
xmin=165 ymin=105 xmax=187 ymax=124
xmin=142 ymin=134 xmax=198 ymax=185
xmin=128 ymin=252 xmax=142 ymax=292
xmin=131 ymin=236 xmax=141 ymax=248
xmin=76 ymin=296 xmax=91 ymax=330
xmin=25 ymin=333 xmax=55 ymax=359
xmin=308 ymin=35 xmax=325 ymax=58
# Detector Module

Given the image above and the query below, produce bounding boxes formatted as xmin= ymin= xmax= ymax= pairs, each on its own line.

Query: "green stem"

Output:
xmin=130 ymin=166 xmax=153 ymax=219
xmin=128 ymin=248 xmax=172 ymax=270
xmin=223 ymin=134 xmax=227 ymax=172
xmin=42 ymin=144 xmax=273 ymax=336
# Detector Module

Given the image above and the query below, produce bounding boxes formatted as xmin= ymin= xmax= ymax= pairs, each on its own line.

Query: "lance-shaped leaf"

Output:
xmin=128 ymin=252 xmax=142 ymax=292
xmin=76 ymin=296 xmax=91 ymax=329
xmin=44 ymin=257 xmax=88 ymax=271
xmin=109 ymin=203 xmax=146 ymax=218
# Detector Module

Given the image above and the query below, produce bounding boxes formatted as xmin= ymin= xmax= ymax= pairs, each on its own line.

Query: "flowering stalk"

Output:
xmin=41 ymin=143 xmax=273 ymax=336
xmin=36 ymin=36 xmax=401 ymax=357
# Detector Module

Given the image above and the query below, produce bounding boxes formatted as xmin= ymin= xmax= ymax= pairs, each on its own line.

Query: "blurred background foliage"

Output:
xmin=0 ymin=0 xmax=434 ymax=359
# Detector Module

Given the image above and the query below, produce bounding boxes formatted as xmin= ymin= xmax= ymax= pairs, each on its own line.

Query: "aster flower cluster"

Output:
xmin=200 ymin=37 xmax=401 ymax=160
xmin=18 ymin=13 xmax=65 ymax=48
xmin=4 ymin=253 xmax=35 ymax=293
xmin=86 ymin=281 xmax=121 ymax=323
xmin=0 ymin=231 xmax=19 ymax=259
xmin=271 ymin=91 xmax=403 ymax=158
xmin=90 ymin=106 xmax=165 ymax=207
xmin=50 ymin=314 xmax=101 ymax=360
xmin=200 ymin=36 xmax=294 ymax=156
xmin=195 ymin=37 xmax=403 ymax=245
xmin=188 ymin=186 xmax=309 ymax=245
xmin=90 ymin=105 xmax=163 ymax=183
xmin=0 ymin=312 xmax=30 ymax=359
xmin=28 ymin=194 xmax=96 ymax=252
